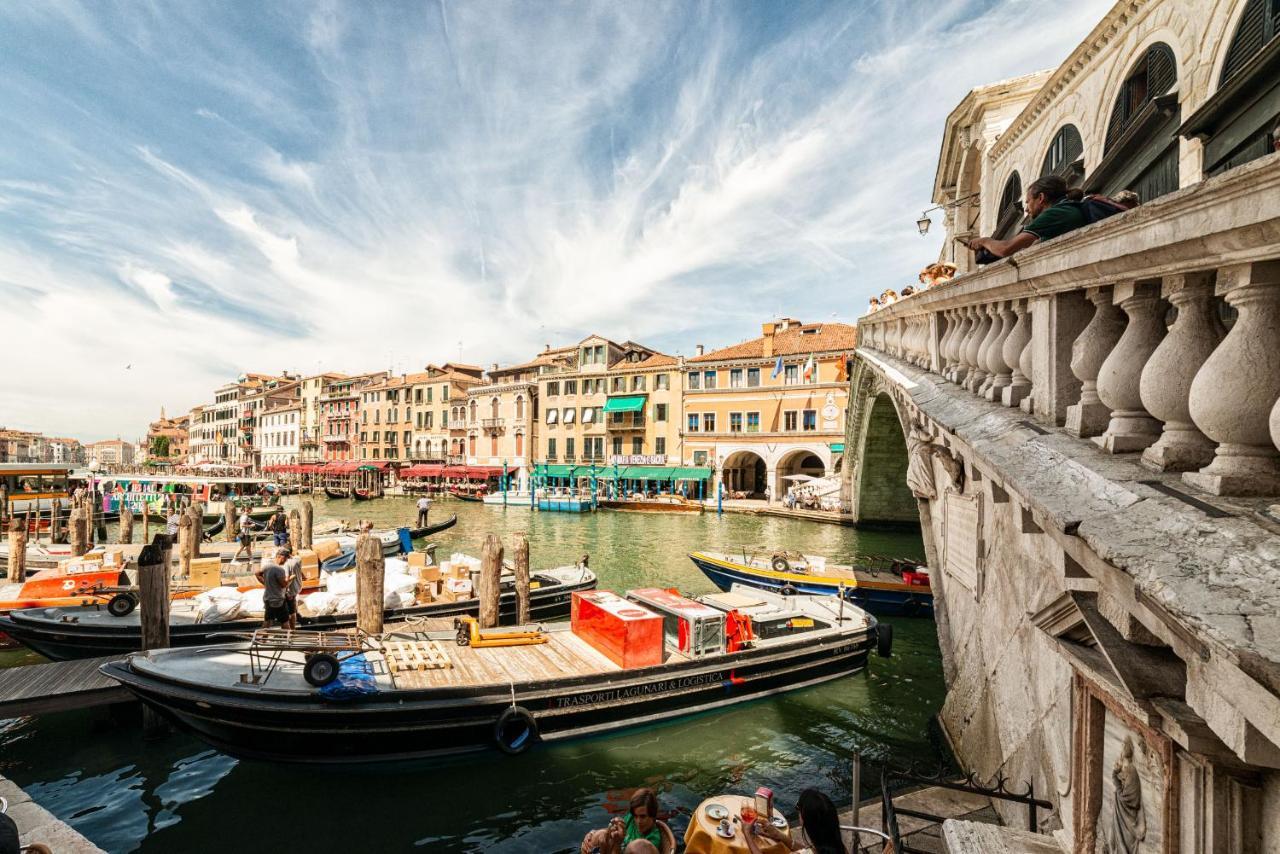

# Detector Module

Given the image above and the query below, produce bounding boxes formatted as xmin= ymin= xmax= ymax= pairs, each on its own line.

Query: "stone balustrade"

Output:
xmin=857 ymin=153 xmax=1280 ymax=496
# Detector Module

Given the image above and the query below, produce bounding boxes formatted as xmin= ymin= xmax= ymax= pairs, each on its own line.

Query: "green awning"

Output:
xmin=603 ymin=395 xmax=647 ymax=413
xmin=538 ymin=464 xmax=578 ymax=477
xmin=829 ymin=443 xmax=845 ymax=453
xmin=669 ymin=467 xmax=712 ymax=481
xmin=620 ymin=465 xmax=677 ymax=480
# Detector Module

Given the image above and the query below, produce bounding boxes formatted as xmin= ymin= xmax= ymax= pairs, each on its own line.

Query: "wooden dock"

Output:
xmin=0 ymin=655 xmax=130 ymax=718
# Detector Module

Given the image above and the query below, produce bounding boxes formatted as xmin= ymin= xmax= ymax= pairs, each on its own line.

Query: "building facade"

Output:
xmin=298 ymin=373 xmax=347 ymax=464
xmin=685 ymin=319 xmax=855 ymax=499
xmin=258 ymin=402 xmax=302 ymax=468
xmin=464 ymin=358 xmax=543 ymax=488
xmin=86 ymin=438 xmax=135 ymax=467
xmin=407 ymin=364 xmax=485 ymax=463
xmin=145 ymin=410 xmax=189 ymax=464
xmin=319 ymin=372 xmax=385 ymax=462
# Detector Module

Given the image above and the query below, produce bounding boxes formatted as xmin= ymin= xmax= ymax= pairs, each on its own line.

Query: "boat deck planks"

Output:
xmin=0 ymin=654 xmax=131 ymax=718
xmin=393 ymin=631 xmax=617 ymax=691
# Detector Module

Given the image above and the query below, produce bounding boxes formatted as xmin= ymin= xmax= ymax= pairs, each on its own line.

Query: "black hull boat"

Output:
xmin=408 ymin=514 xmax=456 ymax=539
xmin=324 ymin=488 xmax=350 ymax=500
xmin=101 ymin=586 xmax=879 ymax=763
xmin=1 ymin=567 xmax=595 ymax=661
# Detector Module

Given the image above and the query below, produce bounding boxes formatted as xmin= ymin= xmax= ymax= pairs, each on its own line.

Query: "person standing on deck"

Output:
xmin=258 ymin=548 xmax=295 ymax=628
xmin=233 ymin=509 xmax=254 ymax=563
xmin=268 ymin=510 xmax=288 ymax=548
xmin=416 ymin=495 xmax=432 ymax=527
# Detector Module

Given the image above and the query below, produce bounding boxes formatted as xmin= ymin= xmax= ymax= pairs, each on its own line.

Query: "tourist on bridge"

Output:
xmin=580 ymin=788 xmax=663 ymax=854
xmin=967 ymin=175 xmax=1095 ymax=260
xmin=416 ymin=494 xmax=432 ymax=527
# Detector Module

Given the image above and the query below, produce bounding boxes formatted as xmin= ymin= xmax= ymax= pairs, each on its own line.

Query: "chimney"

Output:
xmin=695 ymin=344 xmax=704 ymax=357
xmin=762 ymin=322 xmax=777 ymax=358
xmin=491 ymin=363 xmax=499 ymax=372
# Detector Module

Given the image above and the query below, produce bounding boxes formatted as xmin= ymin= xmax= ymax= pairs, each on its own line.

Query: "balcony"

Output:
xmin=322 ymin=435 xmax=349 ymax=444
xmin=606 ymin=416 xmax=645 ymax=431
xmin=481 ymin=418 xmax=505 ymax=435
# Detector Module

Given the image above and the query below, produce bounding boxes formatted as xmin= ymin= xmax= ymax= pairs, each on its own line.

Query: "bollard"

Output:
xmin=224 ymin=501 xmax=237 ymax=543
xmin=177 ymin=512 xmax=193 ymax=580
xmin=69 ymin=506 xmax=88 ymax=557
xmin=512 ymin=532 xmax=531 ymax=625
xmin=8 ymin=516 xmax=27 ymax=580
xmin=355 ymin=530 xmax=385 ymax=635
xmin=50 ymin=499 xmax=66 ymax=544
xmin=479 ymin=533 xmax=503 ymax=628
xmin=138 ymin=534 xmax=172 ymax=738
xmin=288 ymin=508 xmax=302 ymax=550
xmin=301 ymin=501 xmax=314 ymax=549
xmin=119 ymin=504 xmax=134 ymax=544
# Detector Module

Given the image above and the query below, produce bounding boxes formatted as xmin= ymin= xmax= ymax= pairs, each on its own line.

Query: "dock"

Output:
xmin=843 ymin=785 xmax=999 ymax=854
xmin=0 ymin=655 xmax=129 ymax=718
xmin=1 ymin=773 xmax=104 ymax=852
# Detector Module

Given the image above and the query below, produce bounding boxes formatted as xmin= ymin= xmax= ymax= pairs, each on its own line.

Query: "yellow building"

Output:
xmin=405 ymin=364 xmax=485 ymax=463
xmin=463 ymin=356 xmax=544 ymax=487
xmin=684 ymin=318 xmax=856 ymax=500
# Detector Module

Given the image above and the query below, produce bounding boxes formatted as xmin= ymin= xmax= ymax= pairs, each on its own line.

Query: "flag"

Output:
xmin=835 ymin=355 xmax=849 ymax=383
xmin=771 ymin=355 xmax=783 ymax=378
xmin=802 ymin=354 xmax=816 ymax=382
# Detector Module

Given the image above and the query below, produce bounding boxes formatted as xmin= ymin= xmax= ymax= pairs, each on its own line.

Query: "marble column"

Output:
xmin=964 ymin=305 xmax=993 ymax=393
xmin=985 ymin=301 xmax=1016 ymax=402
xmin=1096 ymin=281 xmax=1166 ymax=453
xmin=1065 ymin=287 xmax=1126 ymax=438
xmin=1002 ymin=300 xmax=1033 ymax=408
xmin=1185 ymin=261 xmax=1280 ymax=495
xmin=1140 ymin=272 xmax=1224 ymax=471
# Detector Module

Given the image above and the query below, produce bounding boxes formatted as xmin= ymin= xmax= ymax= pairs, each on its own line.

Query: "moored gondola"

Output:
xmin=100 ymin=585 xmax=880 ymax=763
xmin=408 ymin=514 xmax=457 ymax=539
xmin=323 ymin=487 xmax=350 ymax=500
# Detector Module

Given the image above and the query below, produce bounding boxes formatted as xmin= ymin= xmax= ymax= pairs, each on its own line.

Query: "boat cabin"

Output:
xmin=0 ymin=463 xmax=73 ymax=522
xmin=98 ymin=474 xmax=275 ymax=517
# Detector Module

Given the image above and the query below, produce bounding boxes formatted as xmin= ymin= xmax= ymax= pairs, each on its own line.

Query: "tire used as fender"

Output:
xmin=780 ymin=584 xmax=798 ymax=596
xmin=494 ymin=705 xmax=539 ymax=755
xmin=876 ymin=622 xmax=894 ymax=658
xmin=771 ymin=556 xmax=790 ymax=573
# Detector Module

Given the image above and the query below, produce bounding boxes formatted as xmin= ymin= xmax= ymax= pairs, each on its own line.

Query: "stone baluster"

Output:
xmin=1065 ymin=286 xmax=1126 ymax=438
xmin=1185 ymin=261 xmax=1280 ymax=495
xmin=974 ymin=304 xmax=1002 ymax=395
xmin=1096 ymin=281 xmax=1166 ymax=453
xmin=1001 ymin=300 xmax=1033 ymax=408
xmin=963 ymin=305 xmax=992 ymax=393
xmin=1140 ymin=272 xmax=1225 ymax=471
xmin=947 ymin=308 xmax=972 ymax=384
xmin=939 ymin=310 xmax=958 ymax=377
xmin=984 ymin=301 xmax=1016 ymax=402
xmin=1018 ymin=305 xmax=1035 ymax=414
xmin=916 ymin=317 xmax=928 ymax=366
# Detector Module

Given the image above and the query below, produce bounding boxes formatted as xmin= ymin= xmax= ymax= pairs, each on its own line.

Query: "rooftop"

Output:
xmin=692 ymin=320 xmax=858 ymax=362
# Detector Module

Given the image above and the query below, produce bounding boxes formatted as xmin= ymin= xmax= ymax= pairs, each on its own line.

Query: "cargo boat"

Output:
xmin=101 ymin=585 xmax=882 ymax=763
xmin=690 ymin=550 xmax=933 ymax=618
xmin=1 ymin=565 xmax=596 ymax=661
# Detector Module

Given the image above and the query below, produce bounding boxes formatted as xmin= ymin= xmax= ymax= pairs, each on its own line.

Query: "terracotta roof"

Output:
xmin=609 ymin=352 xmax=677 ymax=369
xmin=691 ymin=322 xmax=859 ymax=362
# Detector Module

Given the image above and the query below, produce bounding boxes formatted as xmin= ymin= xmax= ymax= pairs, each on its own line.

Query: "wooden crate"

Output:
xmin=383 ymin=640 xmax=452 ymax=674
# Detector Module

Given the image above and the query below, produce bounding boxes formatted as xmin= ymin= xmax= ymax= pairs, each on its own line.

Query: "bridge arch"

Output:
xmin=844 ymin=357 xmax=922 ymax=526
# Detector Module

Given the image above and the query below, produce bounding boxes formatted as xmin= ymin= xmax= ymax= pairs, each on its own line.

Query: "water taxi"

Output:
xmin=0 ymin=463 xmax=73 ymax=528
xmin=100 ymin=584 xmax=881 ymax=763
xmin=97 ymin=473 xmax=280 ymax=522
xmin=689 ymin=550 xmax=933 ymax=618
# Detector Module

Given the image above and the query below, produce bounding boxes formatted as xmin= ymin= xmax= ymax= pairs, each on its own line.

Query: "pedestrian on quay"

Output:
xmin=416 ymin=494 xmax=432 ymax=527
xmin=268 ymin=510 xmax=289 ymax=548
xmin=233 ymin=509 xmax=255 ymax=563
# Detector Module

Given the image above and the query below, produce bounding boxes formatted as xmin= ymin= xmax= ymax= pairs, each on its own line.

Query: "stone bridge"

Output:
xmin=843 ymin=155 xmax=1280 ymax=850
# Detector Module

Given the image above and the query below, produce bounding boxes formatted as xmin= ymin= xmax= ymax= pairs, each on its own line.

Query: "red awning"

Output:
xmin=400 ymin=464 xmax=444 ymax=478
xmin=466 ymin=466 xmax=504 ymax=479
xmin=323 ymin=462 xmax=360 ymax=474
xmin=442 ymin=465 xmax=469 ymax=478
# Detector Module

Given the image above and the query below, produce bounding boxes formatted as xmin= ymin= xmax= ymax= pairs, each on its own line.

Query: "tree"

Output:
xmin=151 ymin=435 xmax=171 ymax=459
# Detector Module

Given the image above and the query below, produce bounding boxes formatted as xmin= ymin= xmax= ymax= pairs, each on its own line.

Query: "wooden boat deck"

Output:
xmin=388 ymin=630 xmax=619 ymax=690
xmin=0 ymin=654 xmax=130 ymax=717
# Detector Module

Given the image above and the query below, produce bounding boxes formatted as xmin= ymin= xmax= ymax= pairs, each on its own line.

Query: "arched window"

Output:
xmin=469 ymin=400 xmax=477 ymax=422
xmin=490 ymin=397 xmax=500 ymax=419
xmin=1089 ymin=42 xmax=1180 ymax=202
xmin=993 ymin=172 xmax=1023 ymax=240
xmin=1182 ymin=0 xmax=1280 ymax=176
xmin=1041 ymin=125 xmax=1084 ymax=186
xmin=515 ymin=396 xmax=524 ymax=419
xmin=515 ymin=432 xmax=524 ymax=456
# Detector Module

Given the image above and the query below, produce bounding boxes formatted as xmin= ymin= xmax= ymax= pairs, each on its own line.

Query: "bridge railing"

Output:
xmin=856 ymin=153 xmax=1280 ymax=497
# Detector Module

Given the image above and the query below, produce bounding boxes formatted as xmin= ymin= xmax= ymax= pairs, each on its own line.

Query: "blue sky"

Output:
xmin=0 ymin=0 xmax=1110 ymax=440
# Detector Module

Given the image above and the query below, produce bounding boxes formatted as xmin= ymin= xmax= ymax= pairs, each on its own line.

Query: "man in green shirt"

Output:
xmin=968 ymin=175 xmax=1085 ymax=260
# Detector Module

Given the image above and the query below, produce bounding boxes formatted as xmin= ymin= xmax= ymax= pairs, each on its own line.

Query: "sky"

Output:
xmin=0 ymin=0 xmax=1112 ymax=441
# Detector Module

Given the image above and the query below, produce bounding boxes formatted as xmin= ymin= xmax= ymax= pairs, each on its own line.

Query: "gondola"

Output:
xmin=2 ymin=566 xmax=597 ymax=661
xmin=448 ymin=490 xmax=485 ymax=503
xmin=408 ymin=514 xmax=457 ymax=539
xmin=324 ymin=487 xmax=350 ymax=500
xmin=100 ymin=585 xmax=882 ymax=763
xmin=352 ymin=489 xmax=375 ymax=501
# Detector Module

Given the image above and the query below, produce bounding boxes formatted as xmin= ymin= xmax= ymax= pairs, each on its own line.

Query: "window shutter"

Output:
xmin=1221 ymin=0 xmax=1267 ymax=83
xmin=1147 ymin=44 xmax=1177 ymax=97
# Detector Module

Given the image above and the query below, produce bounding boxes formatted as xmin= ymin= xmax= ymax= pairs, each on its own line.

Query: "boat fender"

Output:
xmin=494 ymin=705 xmax=539 ymax=755
xmin=877 ymin=622 xmax=894 ymax=658
xmin=107 ymin=593 xmax=138 ymax=618
xmin=771 ymin=556 xmax=790 ymax=573
xmin=780 ymin=584 xmax=798 ymax=597
xmin=902 ymin=597 xmax=922 ymax=618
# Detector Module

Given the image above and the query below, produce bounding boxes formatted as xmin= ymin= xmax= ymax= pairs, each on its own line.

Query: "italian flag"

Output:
xmin=802 ymin=354 xmax=816 ymax=381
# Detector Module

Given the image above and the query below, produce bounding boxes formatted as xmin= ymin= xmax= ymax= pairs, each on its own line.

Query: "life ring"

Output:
xmin=494 ymin=705 xmax=539 ymax=755
xmin=780 ymin=584 xmax=798 ymax=597
xmin=771 ymin=556 xmax=791 ymax=573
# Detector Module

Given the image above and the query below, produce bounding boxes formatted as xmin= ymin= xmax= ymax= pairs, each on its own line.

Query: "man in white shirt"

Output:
xmin=416 ymin=495 xmax=432 ymax=527
xmin=233 ymin=510 xmax=254 ymax=563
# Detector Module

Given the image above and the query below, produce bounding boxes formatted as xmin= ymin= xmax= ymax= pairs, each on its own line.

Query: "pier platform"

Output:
xmin=842 ymin=785 xmax=999 ymax=854
xmin=0 ymin=655 xmax=129 ymax=718
xmin=1 ymin=774 xmax=104 ymax=852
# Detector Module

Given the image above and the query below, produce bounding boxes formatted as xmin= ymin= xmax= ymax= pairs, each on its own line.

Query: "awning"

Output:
xmin=669 ymin=467 xmax=712 ymax=481
xmin=538 ymin=464 xmax=578 ymax=478
xmin=401 ymin=464 xmax=443 ymax=478
xmin=323 ymin=462 xmax=359 ymax=474
xmin=603 ymin=395 xmax=646 ymax=413
xmin=619 ymin=465 xmax=677 ymax=480
xmin=830 ymin=443 xmax=845 ymax=453
xmin=359 ymin=462 xmax=389 ymax=471
xmin=466 ymin=466 xmax=504 ymax=479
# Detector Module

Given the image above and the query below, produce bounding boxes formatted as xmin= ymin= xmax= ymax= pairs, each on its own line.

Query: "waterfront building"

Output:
xmin=144 ymin=409 xmax=188 ymax=465
xmin=86 ymin=438 xmax=134 ymax=468
xmin=257 ymin=401 xmax=302 ymax=469
xmin=298 ymin=372 xmax=347 ymax=464
xmin=359 ymin=374 xmax=409 ymax=463
xmin=406 ymin=363 xmax=485 ymax=463
xmin=464 ymin=356 xmax=544 ymax=488
xmin=0 ymin=429 xmax=43 ymax=464
xmin=853 ymin=0 xmax=1280 ymax=849
xmin=685 ymin=318 xmax=855 ymax=500
xmin=319 ymin=372 xmax=386 ymax=462
xmin=43 ymin=437 xmax=84 ymax=465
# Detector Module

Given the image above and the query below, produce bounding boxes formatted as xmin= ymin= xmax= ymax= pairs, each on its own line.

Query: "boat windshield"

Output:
xmin=1 ymin=466 xmax=71 ymax=515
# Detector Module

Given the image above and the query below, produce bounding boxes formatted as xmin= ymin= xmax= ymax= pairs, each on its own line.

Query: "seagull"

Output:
xmin=125 ymin=364 xmax=132 ymax=370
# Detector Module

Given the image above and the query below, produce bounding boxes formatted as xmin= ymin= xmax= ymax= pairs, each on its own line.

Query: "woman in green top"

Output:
xmin=579 ymin=788 xmax=663 ymax=854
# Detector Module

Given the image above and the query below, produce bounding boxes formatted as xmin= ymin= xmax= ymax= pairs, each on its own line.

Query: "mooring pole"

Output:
xmin=355 ymin=529 xmax=385 ymax=635
xmin=138 ymin=534 xmax=172 ymax=737
xmin=8 ymin=516 xmax=27 ymax=581
xmin=513 ymin=532 xmax=531 ymax=625
xmin=301 ymin=500 xmax=314 ymax=549
xmin=479 ymin=533 xmax=503 ymax=628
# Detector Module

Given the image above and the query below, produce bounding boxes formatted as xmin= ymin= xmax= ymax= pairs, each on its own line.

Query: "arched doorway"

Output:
xmin=721 ymin=450 xmax=767 ymax=498
xmin=775 ymin=449 xmax=826 ymax=500
xmin=856 ymin=393 xmax=918 ymax=524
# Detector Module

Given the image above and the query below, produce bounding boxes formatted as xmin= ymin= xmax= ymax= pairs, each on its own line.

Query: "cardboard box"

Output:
xmin=100 ymin=549 xmax=126 ymax=568
xmin=296 ymin=550 xmax=320 ymax=585
xmin=313 ymin=539 xmax=342 ymax=563
xmin=444 ymin=578 xmax=473 ymax=598
xmin=414 ymin=581 xmax=435 ymax=604
xmin=435 ymin=585 xmax=456 ymax=603
xmin=188 ymin=556 xmax=222 ymax=590
xmin=59 ymin=553 xmax=103 ymax=572
xmin=417 ymin=565 xmax=441 ymax=583
xmin=407 ymin=551 xmax=427 ymax=568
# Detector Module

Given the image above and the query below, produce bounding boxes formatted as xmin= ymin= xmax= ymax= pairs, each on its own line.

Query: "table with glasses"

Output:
xmin=684 ymin=794 xmax=792 ymax=854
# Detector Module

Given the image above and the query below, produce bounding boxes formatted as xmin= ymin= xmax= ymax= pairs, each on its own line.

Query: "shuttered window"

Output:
xmin=1041 ymin=125 xmax=1084 ymax=185
xmin=993 ymin=172 xmax=1023 ymax=240
xmin=1105 ymin=43 xmax=1178 ymax=153
xmin=1221 ymin=0 xmax=1279 ymax=84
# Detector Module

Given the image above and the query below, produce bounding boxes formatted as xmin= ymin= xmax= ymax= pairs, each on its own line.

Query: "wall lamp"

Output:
xmin=916 ymin=192 xmax=981 ymax=236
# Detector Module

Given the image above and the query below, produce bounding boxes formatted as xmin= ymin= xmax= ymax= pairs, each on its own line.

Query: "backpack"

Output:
xmin=1073 ymin=194 xmax=1127 ymax=225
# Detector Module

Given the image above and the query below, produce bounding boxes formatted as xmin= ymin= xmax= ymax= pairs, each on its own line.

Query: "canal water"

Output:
xmin=0 ymin=497 xmax=948 ymax=853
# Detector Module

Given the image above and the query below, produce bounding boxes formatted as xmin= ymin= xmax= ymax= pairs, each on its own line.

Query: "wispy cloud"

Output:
xmin=0 ymin=0 xmax=1111 ymax=440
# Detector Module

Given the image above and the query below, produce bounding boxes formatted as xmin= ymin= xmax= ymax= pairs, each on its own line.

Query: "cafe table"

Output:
xmin=684 ymin=794 xmax=792 ymax=854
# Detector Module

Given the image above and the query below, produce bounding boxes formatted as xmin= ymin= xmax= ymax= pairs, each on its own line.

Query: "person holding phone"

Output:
xmin=967 ymin=175 xmax=1084 ymax=261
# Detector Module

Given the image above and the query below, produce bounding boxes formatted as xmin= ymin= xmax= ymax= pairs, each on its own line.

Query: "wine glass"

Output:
xmin=740 ymin=802 xmax=758 ymax=825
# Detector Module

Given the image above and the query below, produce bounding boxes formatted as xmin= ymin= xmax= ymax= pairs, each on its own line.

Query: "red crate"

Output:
xmin=571 ymin=590 xmax=663 ymax=669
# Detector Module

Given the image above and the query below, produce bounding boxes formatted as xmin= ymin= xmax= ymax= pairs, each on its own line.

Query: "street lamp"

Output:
xmin=915 ymin=192 xmax=981 ymax=236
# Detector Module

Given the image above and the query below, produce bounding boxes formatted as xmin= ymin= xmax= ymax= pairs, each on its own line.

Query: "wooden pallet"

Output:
xmin=383 ymin=639 xmax=452 ymax=673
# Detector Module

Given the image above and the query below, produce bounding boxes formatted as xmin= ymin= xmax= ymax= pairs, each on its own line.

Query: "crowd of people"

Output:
xmin=867 ymin=176 xmax=1148 ymax=317
xmin=579 ymin=786 xmax=850 ymax=854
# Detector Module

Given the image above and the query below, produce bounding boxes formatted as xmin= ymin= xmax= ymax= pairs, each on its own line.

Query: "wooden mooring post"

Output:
xmin=301 ymin=500 xmax=314 ymax=549
xmin=187 ymin=504 xmax=203 ymax=555
xmin=512 ymin=532 xmax=531 ymax=625
xmin=141 ymin=502 xmax=150 ymax=544
xmin=176 ymin=512 xmax=193 ymax=580
xmin=119 ymin=503 xmax=134 ymax=544
xmin=224 ymin=501 xmax=237 ymax=542
xmin=138 ymin=534 xmax=172 ymax=737
xmin=69 ymin=505 xmax=88 ymax=557
xmin=479 ymin=533 xmax=503 ymax=628
xmin=288 ymin=508 xmax=302 ymax=550
xmin=8 ymin=516 xmax=27 ymax=580
xmin=355 ymin=529 xmax=385 ymax=635
xmin=50 ymin=499 xmax=65 ymax=544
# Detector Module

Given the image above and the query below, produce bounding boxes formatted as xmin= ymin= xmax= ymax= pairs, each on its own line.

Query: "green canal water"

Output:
xmin=0 ymin=496 xmax=948 ymax=853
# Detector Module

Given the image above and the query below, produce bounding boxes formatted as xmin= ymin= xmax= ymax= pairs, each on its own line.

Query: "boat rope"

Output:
xmin=509 ymin=680 xmax=518 ymax=709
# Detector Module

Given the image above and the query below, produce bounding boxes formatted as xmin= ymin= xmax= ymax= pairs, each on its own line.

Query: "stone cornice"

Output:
xmin=863 ymin=152 xmax=1280 ymax=322
xmin=989 ymin=0 xmax=1146 ymax=161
